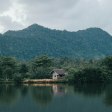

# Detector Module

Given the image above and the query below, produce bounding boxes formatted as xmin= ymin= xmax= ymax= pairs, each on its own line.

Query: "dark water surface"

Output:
xmin=0 ymin=84 xmax=112 ymax=112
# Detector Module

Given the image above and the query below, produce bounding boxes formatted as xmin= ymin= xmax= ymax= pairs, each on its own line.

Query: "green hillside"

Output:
xmin=0 ymin=24 xmax=112 ymax=60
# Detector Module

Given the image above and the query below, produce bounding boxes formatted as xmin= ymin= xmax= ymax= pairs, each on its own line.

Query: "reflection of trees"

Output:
xmin=74 ymin=83 xmax=112 ymax=107
xmin=20 ymin=86 xmax=28 ymax=97
xmin=104 ymin=85 xmax=112 ymax=106
xmin=31 ymin=86 xmax=53 ymax=106
xmin=74 ymin=83 xmax=106 ymax=97
xmin=0 ymin=85 xmax=20 ymax=105
xmin=15 ymin=84 xmax=28 ymax=97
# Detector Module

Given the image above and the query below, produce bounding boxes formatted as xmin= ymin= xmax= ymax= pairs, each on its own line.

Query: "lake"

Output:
xmin=0 ymin=83 xmax=112 ymax=112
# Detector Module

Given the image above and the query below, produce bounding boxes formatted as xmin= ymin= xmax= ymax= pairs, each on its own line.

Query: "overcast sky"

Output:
xmin=0 ymin=0 xmax=112 ymax=34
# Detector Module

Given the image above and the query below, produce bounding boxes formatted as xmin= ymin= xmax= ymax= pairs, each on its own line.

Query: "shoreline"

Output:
xmin=0 ymin=79 xmax=68 ymax=84
xmin=23 ymin=79 xmax=68 ymax=84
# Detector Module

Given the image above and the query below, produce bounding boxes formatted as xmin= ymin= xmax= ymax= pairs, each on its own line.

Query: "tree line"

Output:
xmin=0 ymin=55 xmax=112 ymax=83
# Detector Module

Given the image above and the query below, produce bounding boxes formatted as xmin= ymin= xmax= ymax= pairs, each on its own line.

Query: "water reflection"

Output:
xmin=31 ymin=85 xmax=53 ymax=106
xmin=74 ymin=83 xmax=106 ymax=97
xmin=52 ymin=84 xmax=66 ymax=96
xmin=0 ymin=84 xmax=20 ymax=106
xmin=19 ymin=85 xmax=28 ymax=97
xmin=104 ymin=84 xmax=112 ymax=106
xmin=0 ymin=83 xmax=112 ymax=111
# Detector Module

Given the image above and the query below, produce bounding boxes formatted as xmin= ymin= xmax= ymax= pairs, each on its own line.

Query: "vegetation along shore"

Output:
xmin=0 ymin=55 xmax=112 ymax=84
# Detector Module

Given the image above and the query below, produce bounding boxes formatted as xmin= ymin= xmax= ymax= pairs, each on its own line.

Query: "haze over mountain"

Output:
xmin=0 ymin=24 xmax=112 ymax=60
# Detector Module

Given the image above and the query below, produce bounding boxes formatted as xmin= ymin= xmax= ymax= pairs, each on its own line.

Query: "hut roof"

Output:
xmin=53 ymin=69 xmax=65 ymax=75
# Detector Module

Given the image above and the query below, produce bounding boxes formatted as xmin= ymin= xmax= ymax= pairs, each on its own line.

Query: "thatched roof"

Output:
xmin=53 ymin=69 xmax=65 ymax=75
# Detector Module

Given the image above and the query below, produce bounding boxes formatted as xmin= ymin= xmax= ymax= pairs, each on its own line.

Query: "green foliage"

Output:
xmin=31 ymin=56 xmax=52 ymax=68
xmin=30 ymin=56 xmax=52 ymax=79
xmin=17 ymin=63 xmax=30 ymax=79
xmin=13 ymin=74 xmax=23 ymax=83
xmin=74 ymin=67 xmax=105 ymax=83
xmin=1 ymin=24 xmax=112 ymax=60
xmin=0 ymin=57 xmax=18 ymax=80
xmin=19 ymin=63 xmax=29 ymax=74
xmin=102 ymin=56 xmax=112 ymax=70
xmin=0 ymin=55 xmax=112 ymax=84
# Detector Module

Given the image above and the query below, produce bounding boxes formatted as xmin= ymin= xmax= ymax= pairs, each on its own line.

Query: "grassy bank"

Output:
xmin=0 ymin=79 xmax=68 ymax=84
xmin=23 ymin=79 xmax=68 ymax=84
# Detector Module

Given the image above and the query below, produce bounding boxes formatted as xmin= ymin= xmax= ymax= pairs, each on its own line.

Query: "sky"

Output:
xmin=0 ymin=0 xmax=112 ymax=34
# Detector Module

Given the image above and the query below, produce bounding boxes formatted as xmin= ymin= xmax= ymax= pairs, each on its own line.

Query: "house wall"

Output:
xmin=52 ymin=72 xmax=58 ymax=79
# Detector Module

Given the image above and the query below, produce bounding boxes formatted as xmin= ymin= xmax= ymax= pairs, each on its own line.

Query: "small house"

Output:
xmin=51 ymin=69 xmax=66 ymax=80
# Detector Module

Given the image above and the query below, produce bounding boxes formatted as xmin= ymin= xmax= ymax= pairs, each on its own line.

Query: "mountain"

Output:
xmin=0 ymin=24 xmax=112 ymax=60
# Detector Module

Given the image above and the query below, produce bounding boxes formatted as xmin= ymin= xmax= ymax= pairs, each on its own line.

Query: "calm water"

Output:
xmin=0 ymin=84 xmax=112 ymax=112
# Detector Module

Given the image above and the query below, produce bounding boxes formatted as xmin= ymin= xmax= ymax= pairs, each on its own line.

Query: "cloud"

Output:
xmin=0 ymin=0 xmax=27 ymax=32
xmin=0 ymin=0 xmax=112 ymax=34
xmin=0 ymin=16 xmax=24 ymax=31
xmin=0 ymin=0 xmax=11 ymax=13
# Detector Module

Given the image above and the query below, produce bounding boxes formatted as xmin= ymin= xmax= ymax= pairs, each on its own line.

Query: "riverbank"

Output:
xmin=0 ymin=79 xmax=68 ymax=84
xmin=23 ymin=79 xmax=68 ymax=84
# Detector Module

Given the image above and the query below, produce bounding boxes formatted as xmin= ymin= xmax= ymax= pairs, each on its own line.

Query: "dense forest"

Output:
xmin=0 ymin=55 xmax=112 ymax=83
xmin=1 ymin=24 xmax=112 ymax=83
xmin=0 ymin=24 xmax=112 ymax=59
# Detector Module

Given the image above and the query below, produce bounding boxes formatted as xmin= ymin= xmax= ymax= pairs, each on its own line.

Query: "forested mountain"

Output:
xmin=0 ymin=24 xmax=112 ymax=60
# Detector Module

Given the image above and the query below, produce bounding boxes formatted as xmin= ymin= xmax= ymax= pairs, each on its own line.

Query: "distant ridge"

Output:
xmin=0 ymin=24 xmax=112 ymax=60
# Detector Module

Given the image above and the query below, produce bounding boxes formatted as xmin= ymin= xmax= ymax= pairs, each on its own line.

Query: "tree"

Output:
xmin=32 ymin=56 xmax=52 ymax=68
xmin=102 ymin=56 xmax=112 ymax=70
xmin=74 ymin=67 xmax=105 ymax=83
xmin=19 ymin=63 xmax=28 ymax=74
xmin=0 ymin=57 xmax=18 ymax=80
xmin=30 ymin=56 xmax=52 ymax=79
